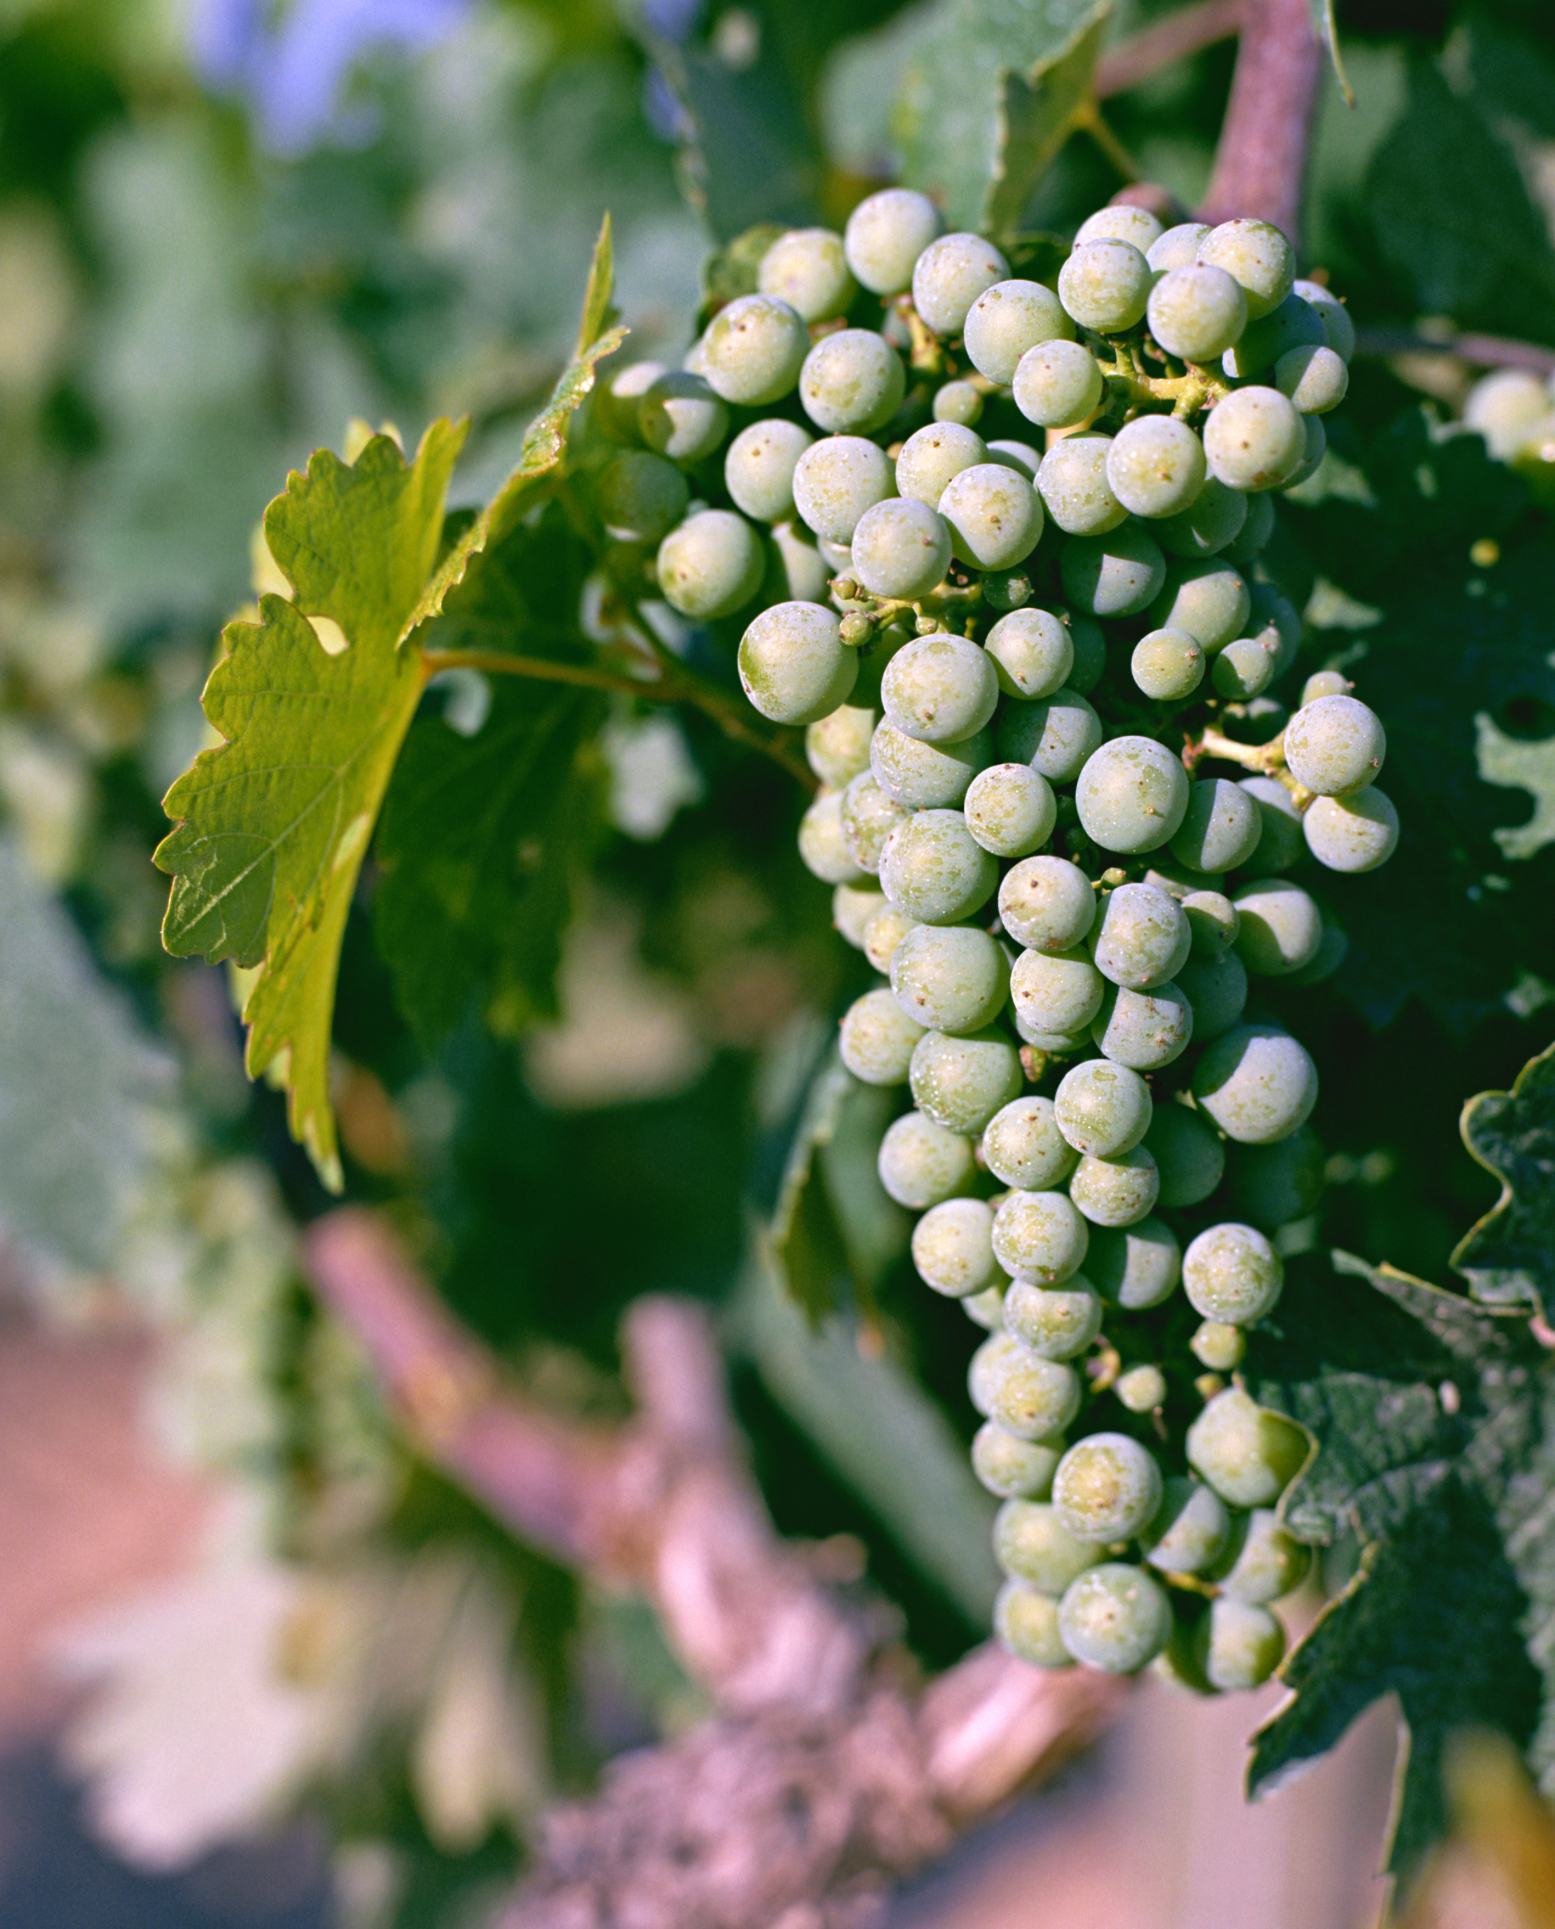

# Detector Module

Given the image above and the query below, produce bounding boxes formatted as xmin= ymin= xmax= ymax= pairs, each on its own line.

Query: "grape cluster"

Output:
xmin=590 ymin=192 xmax=1392 ymax=1686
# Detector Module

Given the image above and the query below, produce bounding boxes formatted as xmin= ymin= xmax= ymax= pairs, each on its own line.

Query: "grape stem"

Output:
xmin=1094 ymin=0 xmax=1245 ymax=101
xmin=1198 ymin=0 xmax=1324 ymax=240
xmin=1189 ymin=724 xmax=1316 ymax=807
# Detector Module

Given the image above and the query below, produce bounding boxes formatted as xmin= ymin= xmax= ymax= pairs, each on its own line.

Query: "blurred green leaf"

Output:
xmin=1453 ymin=1041 xmax=1555 ymax=1317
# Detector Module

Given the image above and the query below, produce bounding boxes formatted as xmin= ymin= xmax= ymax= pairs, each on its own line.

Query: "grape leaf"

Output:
xmin=1453 ymin=1041 xmax=1555 ymax=1318
xmin=1246 ymin=1254 xmax=1555 ymax=1886
xmin=1308 ymin=0 xmax=1353 ymax=106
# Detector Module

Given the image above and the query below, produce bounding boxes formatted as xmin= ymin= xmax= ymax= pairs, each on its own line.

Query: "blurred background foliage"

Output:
xmin=4 ymin=0 xmax=1555 ymax=1919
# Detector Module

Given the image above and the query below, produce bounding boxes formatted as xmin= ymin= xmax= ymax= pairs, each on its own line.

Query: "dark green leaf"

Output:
xmin=656 ymin=43 xmax=821 ymax=241
xmin=1453 ymin=1041 xmax=1555 ymax=1317
xmin=1308 ymin=0 xmax=1353 ymax=106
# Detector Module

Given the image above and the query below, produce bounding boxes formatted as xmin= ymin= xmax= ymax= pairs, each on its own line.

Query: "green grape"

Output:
xmin=806 ymin=702 xmax=875 ymax=785
xmin=1147 ymin=221 xmax=1212 ymax=272
xmin=1190 ymin=1321 xmax=1245 ymax=1371
xmin=1053 ymin=1432 xmax=1163 ymax=1542
xmin=1171 ymin=778 xmax=1263 ymax=874
xmin=1142 ymin=856 xmax=1218 ymax=898
xmin=997 ymin=687 xmax=1104 ymax=783
xmin=595 ymin=450 xmax=690 ymax=542
xmin=1004 ymin=1277 xmax=1104 ymax=1360
xmin=1035 ymin=435 xmax=1126 ymax=536
xmin=1070 ymin=1145 xmax=1160 ymax=1226
xmin=797 ymin=788 xmax=864 ymax=885
xmin=1275 ymin=343 xmax=1348 ymax=415
xmin=879 ymin=809 xmax=999 ymax=924
xmin=1225 ymin=1127 xmax=1324 ymax=1229
xmin=1060 ymin=523 xmax=1167 ymax=617
xmin=877 ymin=1109 xmax=976 ymax=1209
xmin=1075 ymin=204 xmax=1163 ymax=251
xmin=1196 ymin=219 xmax=1295 ymax=320
xmin=911 ymin=232 xmax=1011 ymax=336
xmin=1061 ymin=610 xmax=1107 ymax=695
xmin=964 ymin=279 xmax=1074 ymax=384
xmin=1232 ymin=879 xmax=1322 ymax=976
xmin=1300 ymin=668 xmax=1352 ymax=704
xmin=1222 ymin=488 xmax=1275 ymax=568
xmin=1292 ymin=277 xmax=1355 ymax=359
xmin=938 ymin=464 xmax=1045 ymax=570
xmin=994 ymin=1499 xmax=1101 ymax=1591
xmin=1287 ymin=912 xmax=1349 ymax=988
xmin=983 ymin=568 xmax=1034 ymax=614
xmin=985 ymin=608 xmax=1074 ymax=699
xmin=975 ymin=1424 xmax=1064 ymax=1500
xmin=1248 ymin=580 xmax=1306 ymax=680
xmin=1054 ymin=1058 xmax=1152 ymax=1157
xmin=763 ymin=521 xmax=830 ymax=604
xmin=792 ymin=435 xmax=896 ymax=544
xmin=1011 ymin=946 xmax=1106 ymax=1043
xmin=1059 ymin=1563 xmax=1171 ymax=1673
xmin=985 ymin=1354 xmax=1083 ymax=1443
xmin=982 ymin=1095 xmax=1080 ymax=1192
xmin=1196 ymin=1596 xmax=1286 ymax=1691
xmin=839 ymin=770 xmax=909 ymax=874
xmin=1091 ymin=980 xmax=1193 ymax=1072
xmin=1183 ymin=1221 xmax=1283 ymax=1324
xmin=1146 ymin=263 xmax=1248 ymax=363
xmin=1143 ymin=1104 xmax=1224 ymax=1208
xmin=1087 ymin=1216 xmax=1181 ymax=1310
xmin=964 ymin=763 xmax=1057 ymax=858
xmin=1193 ymin=1023 xmax=1317 ymax=1143
xmin=657 ymin=509 xmax=765 ymax=618
xmin=1303 ymin=789 xmax=1399 ymax=872
xmin=1210 ymin=636 xmax=1278 ymax=701
xmin=725 ymin=419 xmax=814 ymax=523
xmin=1140 ymin=1476 xmax=1231 ymax=1574
xmin=998 ymin=855 xmax=1096 ymax=954
xmin=1221 ymin=290 xmax=1325 ymax=379
xmin=637 ymin=370 xmax=728 ymax=463
xmin=1076 ymin=739 xmax=1192 ymax=858
xmin=1150 ymin=557 xmax=1250 ymax=652
xmin=838 ymin=985 xmax=923 ymax=1083
xmin=894 ymin=422 xmax=988 ymax=506
xmin=863 ymin=903 xmax=917 ymax=974
xmin=1089 ymin=881 xmax=1191 ymax=989
xmin=1106 ymin=415 xmax=1209 ymax=522
xmin=1282 ymin=412 xmax=1327 ymax=489
xmin=833 ymin=882 xmax=884 ymax=948
xmin=970 ymin=1332 xmax=1021 ymax=1414
xmin=991 ymin=1189 xmax=1092 ymax=1287
xmin=1014 ymin=339 xmax=1106 ymax=431
xmin=818 ymin=535 xmax=854 ymax=573
xmin=911 ymin=1027 xmax=1024 ymax=1134
xmin=870 ymin=719 xmax=992 ymax=808
xmin=849 ymin=498 xmax=953 ymax=601
xmin=881 ymin=634 xmax=999 ymax=745
xmin=934 ymin=380 xmax=984 ymax=425
xmin=1203 ymin=386 xmax=1306 ymax=491
xmin=1115 ymin=1365 xmax=1167 ymax=1414
xmin=596 ymin=358 xmax=667 ymax=442
xmin=758 ymin=226 xmax=856 ymax=322
xmin=799 ymin=329 xmax=907 ymax=435
xmin=1188 ymin=1386 xmax=1307 ymax=1507
xmin=1156 ymin=476 xmax=1248 ymax=559
xmin=1057 ymin=238 xmax=1152 ymax=333
xmin=988 ymin=438 xmax=1044 ymax=481
xmin=740 ymin=602 xmax=859 ymax=726
xmin=844 ymin=187 xmax=943 ymax=296
xmin=963 ymin=1283 xmax=1008 ymax=1330
xmin=700 ymin=293 xmax=810 ymax=405
xmin=912 ymin=1195 xmax=1001 ymax=1296
xmin=1183 ymin=889 xmax=1239 ymax=955
xmin=994 ymin=1579 xmax=1074 ymax=1666
xmin=1174 ymin=950 xmax=1247 ymax=1042
xmin=1214 ymin=1508 xmax=1312 ymax=1603
xmin=890 ymin=922 xmax=1009 ymax=1035
xmin=1283 ymin=693 xmax=1385 ymax=795
xmin=1131 ymin=627 xmax=1205 ymax=700
xmin=1236 ymin=776 xmax=1304 ymax=874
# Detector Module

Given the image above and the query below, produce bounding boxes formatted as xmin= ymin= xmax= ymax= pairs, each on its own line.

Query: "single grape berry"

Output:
xmin=984 ymin=608 xmax=1074 ymax=699
xmin=910 ymin=1027 xmax=1024 ymax=1134
xmin=890 ymin=921 xmax=1009 ymax=1034
xmin=844 ymin=188 xmax=943 ymax=295
xmin=911 ymin=1195 xmax=1001 ymax=1297
xmin=1089 ymin=881 xmax=1191 ymax=989
xmin=1014 ymin=338 xmax=1106 ymax=430
xmin=1054 ymin=1057 xmax=1153 ymax=1157
xmin=974 ymin=1424 xmax=1063 ymax=1502
xmin=1139 ymin=1476 xmax=1230 ymax=1574
xmin=963 ymin=762 xmax=1057 ymax=858
xmin=1147 ymin=221 xmax=1212 ymax=272
xmin=938 ymin=464 xmax=1045 ymax=571
xmin=792 ymin=436 xmax=896 ymax=544
xmin=595 ymin=450 xmax=691 ymax=542
xmin=1087 ymin=1216 xmax=1181 ymax=1310
xmin=934 ymin=380 xmax=984 ymax=425
xmin=1147 ymin=263 xmax=1248 ymax=364
xmin=1090 ymin=979 xmax=1194 ymax=1072
xmin=1192 ymin=1023 xmax=1318 ymax=1143
xmin=1059 ymin=1562 xmax=1172 ymax=1674
xmin=997 ymin=687 xmax=1104 ymax=783
xmin=870 ymin=719 xmax=992 ymax=809
xmin=998 ymin=854 xmax=1097 ymax=954
xmin=1003 ymin=1277 xmax=1104 ymax=1360
xmin=994 ymin=1580 xmax=1074 ymax=1667
xmin=881 ymin=634 xmax=999 ymax=745
xmin=1075 ymin=205 xmax=1163 ymax=252
xmin=877 ymin=1110 xmax=976 ymax=1210
xmin=1196 ymin=219 xmax=1296 ymax=320
xmin=1132 ymin=627 xmax=1205 ymax=700
xmin=739 ymin=602 xmax=859 ymax=725
xmin=1058 ymin=238 xmax=1153 ymax=333
xmin=1143 ymin=1104 xmax=1225 ymax=1208
xmin=1061 ymin=523 xmax=1167 ymax=618
xmin=699 ymin=293 xmax=810 ymax=405
xmin=1053 ymin=1432 xmax=1164 ymax=1542
xmin=799 ymin=328 xmax=907 ymax=435
xmin=1186 ymin=1386 xmax=1307 ymax=1507
xmin=1076 ymin=740 xmax=1192 ymax=857
xmin=1105 ymin=415 xmax=1208 ymax=520
xmin=1182 ymin=1221 xmax=1284 ymax=1324
xmin=638 ymin=370 xmax=728 ymax=463
xmin=758 ymin=226 xmax=856 ymax=322
xmin=992 ymin=1188 xmax=1091 ymax=1285
xmin=1303 ymin=789 xmax=1399 ymax=872
xmin=964 ymin=279 xmax=1074 ymax=385
xmin=1196 ymin=1596 xmax=1286 ymax=1692
xmin=1203 ymin=386 xmax=1306 ymax=492
xmin=1036 ymin=435 xmax=1126 ymax=536
xmin=657 ymin=509 xmax=765 ymax=618
xmin=1069 ymin=1145 xmax=1161 ymax=1226
xmin=1231 ymin=879 xmax=1323 ymax=976
xmin=981 ymin=1095 xmax=1080 ymax=1192
xmin=895 ymin=421 xmax=987 ymax=506
xmin=993 ymin=1498 xmax=1101 ymax=1591
xmin=838 ymin=986 xmax=923 ymax=1084
xmin=850 ymin=498 xmax=953 ymax=600
xmin=1282 ymin=693 xmax=1386 ymax=796
xmin=912 ymin=232 xmax=1011 ymax=336
xmin=1213 ymin=1508 xmax=1312 ymax=1603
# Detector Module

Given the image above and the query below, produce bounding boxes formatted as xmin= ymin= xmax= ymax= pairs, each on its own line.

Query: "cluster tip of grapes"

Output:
xmin=584 ymin=191 xmax=1395 ymax=1689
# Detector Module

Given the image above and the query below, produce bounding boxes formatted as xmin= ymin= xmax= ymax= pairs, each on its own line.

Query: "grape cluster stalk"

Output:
xmin=582 ymin=191 xmax=1396 ymax=1689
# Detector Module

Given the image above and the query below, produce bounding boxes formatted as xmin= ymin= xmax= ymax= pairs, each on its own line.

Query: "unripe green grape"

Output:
xmin=994 ymin=1579 xmax=1074 ymax=1665
xmin=870 ymin=719 xmax=992 ymax=808
xmin=1292 ymin=278 xmax=1355 ymax=361
xmin=976 ymin=1424 xmax=1064 ymax=1500
xmin=1184 ymin=889 xmax=1239 ymax=955
xmin=1131 ymin=627 xmax=1205 ymax=700
xmin=740 ymin=602 xmax=859 ymax=726
xmin=1203 ymin=386 xmax=1306 ymax=491
xmin=1156 ymin=476 xmax=1248 ymax=559
xmin=910 ymin=1027 xmax=1023 ymax=1134
xmin=1236 ymin=776 xmax=1303 ymax=875
xmin=863 ymin=903 xmax=917 ymax=974
xmin=1115 ymin=1365 xmax=1167 ymax=1414
xmin=725 ymin=419 xmax=814 ymax=523
xmin=1232 ymin=879 xmax=1322 ymax=976
xmin=833 ymin=882 xmax=884 ymax=948
xmin=877 ymin=1109 xmax=977 ymax=1209
xmin=838 ymin=985 xmax=923 ymax=1084
xmin=1225 ymin=1127 xmax=1324 ymax=1230
xmin=1190 ymin=1321 xmax=1245 ymax=1371
xmin=1143 ymin=855 xmax=1218 ymax=897
xmin=998 ymin=855 xmax=1096 ymax=954
xmin=986 ymin=1354 xmax=1083 ymax=1443
xmin=894 ymin=421 xmax=988 ymax=507
xmin=844 ymin=188 xmax=942 ymax=295
xmin=938 ymin=464 xmax=1045 ymax=570
xmin=970 ymin=1332 xmax=1021 ymax=1415
xmin=1275 ymin=342 xmax=1348 ymax=415
xmin=1077 ymin=739 xmax=1192 ymax=858
xmin=849 ymin=498 xmax=952 ymax=601
xmin=1091 ymin=980 xmax=1193 ymax=1072
xmin=1035 ymin=435 xmax=1126 ymax=536
xmin=1070 ymin=1146 xmax=1160 ymax=1226
xmin=1054 ymin=1057 xmax=1152 ymax=1157
xmin=758 ymin=226 xmax=856 ymax=322
xmin=1301 ymin=669 xmax=1351 ymax=705
xmin=984 ymin=608 xmax=1074 ymax=700
xmin=1197 ymin=1596 xmax=1286 ymax=1691
xmin=1014 ymin=339 xmax=1106 ymax=430
xmin=1303 ymin=788 xmax=1399 ymax=872
xmin=1175 ymin=950 xmax=1248 ymax=1042
xmin=1210 ymin=635 xmax=1278 ymax=701
xmin=799 ymin=329 xmax=907 ymax=435
xmin=1061 ymin=523 xmax=1167 ymax=617
xmin=1214 ymin=1508 xmax=1312 ymax=1603
xmin=1058 ymin=238 xmax=1152 ymax=332
xmin=1222 ymin=291 xmax=1325 ymax=380
xmin=1004 ymin=1277 xmax=1104 ymax=1360
xmin=934 ymin=380 xmax=983 ymax=425
xmin=595 ymin=450 xmax=690 ymax=542
xmin=912 ymin=232 xmax=1011 ymax=336
xmin=1183 ymin=1221 xmax=1283 ymax=1324
xmin=1150 ymin=557 xmax=1250 ymax=652
xmin=1087 ymin=1216 xmax=1180 ymax=1310
xmin=1222 ymin=488 xmax=1275 ymax=568
xmin=840 ymin=770 xmax=908 ymax=875
xmin=1284 ymin=693 xmax=1385 ymax=796
xmin=1106 ymin=415 xmax=1208 ymax=520
xmin=879 ymin=809 xmax=999 ymax=924
xmin=1012 ymin=946 xmax=1106 ymax=1042
xmin=982 ymin=1095 xmax=1079 ymax=1192
xmin=1171 ymin=778 xmax=1263 ymax=874
xmin=1076 ymin=204 xmax=1163 ymax=251
xmin=1060 ymin=1563 xmax=1171 ymax=1673
xmin=1146 ymin=263 xmax=1248 ymax=364
xmin=964 ymin=1283 xmax=1007 ymax=1330
xmin=1090 ymin=881 xmax=1191 ymax=989
xmin=882 ymin=634 xmax=998 ymax=745
xmin=658 ymin=509 xmax=765 ymax=619
xmin=912 ymin=1195 xmax=1001 ymax=1296
xmin=797 ymin=787 xmax=864 ymax=886
xmin=890 ymin=922 xmax=1009 ymax=1034
xmin=1197 ymin=219 xmax=1295 ymax=320
xmin=1140 ymin=1476 xmax=1230 ymax=1573
xmin=1282 ymin=413 xmax=1327 ymax=489
xmin=700 ymin=293 xmax=810 ymax=405
xmin=995 ymin=1499 xmax=1101 ymax=1591
xmin=964 ymin=763 xmax=1057 ymax=858
xmin=1144 ymin=1104 xmax=1224 ymax=1208
xmin=1053 ymin=1432 xmax=1163 ymax=1543
xmin=637 ymin=371 xmax=728 ymax=463
xmin=1148 ymin=221 xmax=1212 ymax=272
xmin=964 ymin=278 xmax=1074 ymax=384
xmin=596 ymin=358 xmax=667 ymax=442
xmin=818 ymin=535 xmax=854 ymax=573
xmin=1188 ymin=1387 xmax=1307 ymax=1507
xmin=992 ymin=1188 xmax=1091 ymax=1285
xmin=1193 ymin=1023 xmax=1317 ymax=1144
xmin=792 ymin=436 xmax=896 ymax=544
xmin=806 ymin=702 xmax=875 ymax=785
xmin=997 ymin=687 xmax=1104 ymax=783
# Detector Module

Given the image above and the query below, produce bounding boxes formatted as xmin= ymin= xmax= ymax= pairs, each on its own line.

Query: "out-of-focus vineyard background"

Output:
xmin=3 ymin=0 xmax=1555 ymax=1922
